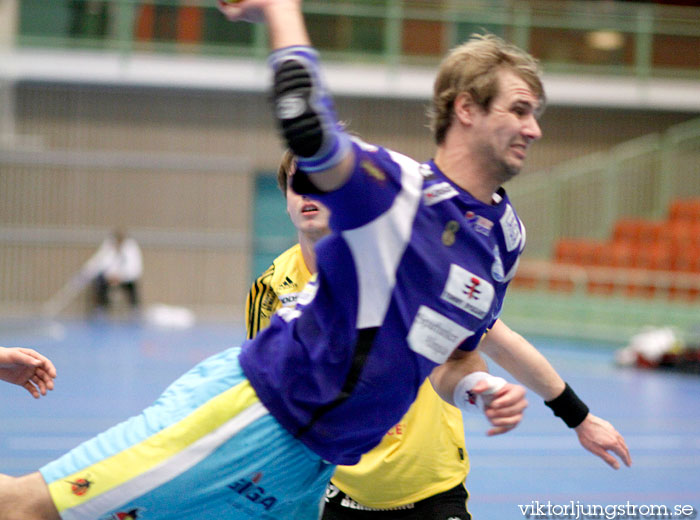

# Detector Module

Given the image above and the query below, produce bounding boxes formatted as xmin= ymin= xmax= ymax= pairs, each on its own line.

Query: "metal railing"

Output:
xmin=508 ymin=116 xmax=700 ymax=259
xmin=13 ymin=0 xmax=700 ymax=80
xmin=502 ymin=116 xmax=700 ymax=342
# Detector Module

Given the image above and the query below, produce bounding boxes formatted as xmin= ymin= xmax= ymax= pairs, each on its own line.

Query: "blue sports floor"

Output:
xmin=1 ymin=318 xmax=699 ymax=519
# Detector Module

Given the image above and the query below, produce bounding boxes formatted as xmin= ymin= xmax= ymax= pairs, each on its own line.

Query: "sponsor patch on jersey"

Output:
xmin=278 ymin=276 xmax=297 ymax=290
xmin=419 ymin=163 xmax=436 ymax=180
xmin=296 ymin=274 xmax=319 ymax=306
xmin=277 ymin=307 xmax=301 ymax=322
xmin=465 ymin=211 xmax=494 ymax=236
xmin=361 ymin=159 xmax=386 ymax=183
xmin=325 ymin=483 xmax=342 ymax=500
xmin=503 ymin=255 xmax=520 ymax=282
xmin=101 ymin=509 xmax=143 ymax=520
xmin=423 ymin=182 xmax=458 ymax=206
xmin=440 ymin=264 xmax=495 ymax=319
xmin=500 ymin=204 xmax=522 ymax=252
xmin=407 ymin=305 xmax=474 ymax=364
xmin=491 ymin=245 xmax=505 ymax=282
xmin=67 ymin=476 xmax=92 ymax=496
xmin=442 ymin=220 xmax=460 ymax=246
xmin=228 ymin=472 xmax=278 ymax=512
xmin=278 ymin=292 xmax=299 ymax=307
xmin=261 ymin=292 xmax=276 ymax=314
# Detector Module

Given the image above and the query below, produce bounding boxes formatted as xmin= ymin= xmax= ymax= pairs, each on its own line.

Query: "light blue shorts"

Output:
xmin=40 ymin=347 xmax=335 ymax=520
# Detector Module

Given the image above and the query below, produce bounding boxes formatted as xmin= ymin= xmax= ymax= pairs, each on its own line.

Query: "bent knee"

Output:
xmin=0 ymin=472 xmax=60 ymax=520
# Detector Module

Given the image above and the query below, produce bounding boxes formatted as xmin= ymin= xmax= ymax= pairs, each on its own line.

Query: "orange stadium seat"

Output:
xmin=177 ymin=7 xmax=203 ymax=43
xmin=613 ymin=218 xmax=662 ymax=243
xmin=569 ymin=241 xmax=601 ymax=266
xmin=633 ymin=242 xmax=671 ymax=271
xmin=607 ymin=242 xmax=635 ymax=268
xmin=554 ymin=239 xmax=581 ymax=264
xmin=669 ymin=198 xmax=700 ymax=222
xmin=135 ymin=5 xmax=155 ymax=41
xmin=670 ymin=244 xmax=700 ymax=273
xmin=664 ymin=220 xmax=700 ymax=247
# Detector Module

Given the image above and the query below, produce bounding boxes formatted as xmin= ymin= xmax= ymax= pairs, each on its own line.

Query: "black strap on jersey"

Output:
xmin=295 ymin=327 xmax=378 ymax=439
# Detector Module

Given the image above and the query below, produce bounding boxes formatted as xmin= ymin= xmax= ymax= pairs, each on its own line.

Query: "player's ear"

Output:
xmin=453 ymin=92 xmax=476 ymax=126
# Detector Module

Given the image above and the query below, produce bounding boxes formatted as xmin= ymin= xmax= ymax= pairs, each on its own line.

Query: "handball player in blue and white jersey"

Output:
xmin=0 ymin=1 xmax=629 ymax=519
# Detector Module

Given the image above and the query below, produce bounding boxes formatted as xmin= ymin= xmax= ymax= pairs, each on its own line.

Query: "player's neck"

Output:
xmin=298 ymin=233 xmax=318 ymax=275
xmin=434 ymin=143 xmax=499 ymax=205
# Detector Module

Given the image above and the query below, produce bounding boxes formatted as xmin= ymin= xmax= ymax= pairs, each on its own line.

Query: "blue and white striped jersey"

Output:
xmin=239 ymin=139 xmax=525 ymax=465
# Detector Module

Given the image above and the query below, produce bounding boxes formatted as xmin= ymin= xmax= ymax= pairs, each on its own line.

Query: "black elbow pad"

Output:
xmin=273 ymin=59 xmax=324 ymax=158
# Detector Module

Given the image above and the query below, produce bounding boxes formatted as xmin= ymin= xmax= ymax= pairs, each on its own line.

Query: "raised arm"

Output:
xmin=219 ymin=0 xmax=355 ymax=191
xmin=479 ymin=319 xmax=632 ymax=469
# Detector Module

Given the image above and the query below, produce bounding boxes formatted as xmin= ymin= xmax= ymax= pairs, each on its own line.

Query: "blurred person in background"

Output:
xmin=82 ymin=228 xmax=143 ymax=314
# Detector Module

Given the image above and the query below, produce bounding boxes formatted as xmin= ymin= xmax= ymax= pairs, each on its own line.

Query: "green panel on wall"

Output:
xmin=250 ymin=173 xmax=297 ymax=283
xmin=19 ymin=0 xmax=71 ymax=38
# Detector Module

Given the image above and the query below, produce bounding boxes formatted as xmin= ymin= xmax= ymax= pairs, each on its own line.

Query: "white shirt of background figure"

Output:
xmin=82 ymin=230 xmax=143 ymax=284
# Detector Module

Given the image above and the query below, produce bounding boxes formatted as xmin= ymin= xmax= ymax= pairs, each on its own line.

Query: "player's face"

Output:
xmin=286 ymin=176 xmax=331 ymax=241
xmin=470 ymin=69 xmax=542 ymax=183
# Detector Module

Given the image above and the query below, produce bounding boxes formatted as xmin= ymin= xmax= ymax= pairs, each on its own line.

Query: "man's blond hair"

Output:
xmin=429 ymin=34 xmax=545 ymax=145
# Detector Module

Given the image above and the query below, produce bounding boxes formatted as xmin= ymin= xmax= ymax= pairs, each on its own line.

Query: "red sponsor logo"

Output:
xmin=67 ymin=478 xmax=92 ymax=496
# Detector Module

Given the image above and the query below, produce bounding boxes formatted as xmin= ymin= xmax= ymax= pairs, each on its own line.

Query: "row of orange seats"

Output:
xmin=512 ymin=266 xmax=700 ymax=300
xmin=613 ymin=218 xmax=700 ymax=245
xmin=587 ymin=276 xmax=700 ymax=301
xmin=554 ymin=238 xmax=700 ymax=273
xmin=555 ymin=198 xmax=700 ymax=273
xmin=135 ymin=6 xmax=204 ymax=43
xmin=513 ymin=199 xmax=700 ymax=300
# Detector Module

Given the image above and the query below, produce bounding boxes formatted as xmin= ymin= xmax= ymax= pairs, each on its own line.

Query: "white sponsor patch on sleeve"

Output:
xmin=296 ymin=276 xmax=319 ymax=306
xmin=422 ymin=182 xmax=459 ymax=206
xmin=407 ymin=305 xmax=474 ymax=364
xmin=277 ymin=307 xmax=301 ymax=322
xmin=500 ymin=204 xmax=522 ymax=252
xmin=440 ymin=264 xmax=495 ymax=319
xmin=503 ymin=255 xmax=520 ymax=282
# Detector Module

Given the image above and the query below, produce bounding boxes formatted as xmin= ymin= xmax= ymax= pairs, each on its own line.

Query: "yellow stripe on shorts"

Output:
xmin=49 ymin=379 xmax=263 ymax=515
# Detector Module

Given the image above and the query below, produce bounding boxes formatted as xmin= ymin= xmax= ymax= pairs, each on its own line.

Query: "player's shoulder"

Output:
xmin=252 ymin=261 xmax=275 ymax=287
xmin=272 ymin=243 xmax=303 ymax=270
xmin=249 ymin=246 xmax=295 ymax=290
xmin=269 ymin=244 xmax=307 ymax=285
xmin=351 ymin=137 xmax=420 ymax=168
xmin=349 ymin=137 xmax=423 ymax=191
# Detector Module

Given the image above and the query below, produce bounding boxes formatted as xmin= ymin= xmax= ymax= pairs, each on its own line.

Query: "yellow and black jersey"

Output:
xmin=245 ymin=244 xmax=312 ymax=339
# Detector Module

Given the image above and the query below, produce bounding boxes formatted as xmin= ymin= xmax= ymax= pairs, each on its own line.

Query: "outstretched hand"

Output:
xmin=0 ymin=347 xmax=57 ymax=399
xmin=472 ymin=380 xmax=528 ymax=436
xmin=575 ymin=413 xmax=632 ymax=469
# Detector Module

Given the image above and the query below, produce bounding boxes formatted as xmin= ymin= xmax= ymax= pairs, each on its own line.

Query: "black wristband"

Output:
xmin=544 ymin=383 xmax=589 ymax=428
